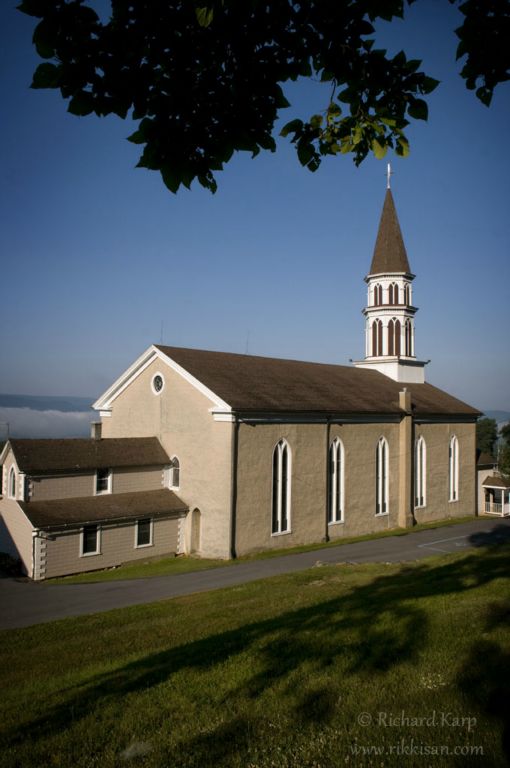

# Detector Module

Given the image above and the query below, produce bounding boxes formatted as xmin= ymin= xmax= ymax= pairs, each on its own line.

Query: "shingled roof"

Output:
xmin=155 ymin=345 xmax=480 ymax=418
xmin=369 ymin=189 xmax=411 ymax=275
xmin=19 ymin=489 xmax=187 ymax=528
xmin=7 ymin=437 xmax=169 ymax=475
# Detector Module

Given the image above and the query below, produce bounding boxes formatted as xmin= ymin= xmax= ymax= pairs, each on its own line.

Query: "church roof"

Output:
xmin=369 ymin=189 xmax=411 ymax=275
xmin=19 ymin=489 xmax=187 ymax=529
xmin=7 ymin=437 xmax=169 ymax=475
xmin=155 ymin=345 xmax=480 ymax=418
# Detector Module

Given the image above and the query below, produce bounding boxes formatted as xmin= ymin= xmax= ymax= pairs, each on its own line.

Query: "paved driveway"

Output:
xmin=1 ymin=517 xmax=509 ymax=630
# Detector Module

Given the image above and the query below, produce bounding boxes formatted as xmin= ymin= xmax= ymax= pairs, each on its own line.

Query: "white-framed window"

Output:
xmin=449 ymin=435 xmax=459 ymax=502
xmin=415 ymin=436 xmax=427 ymax=508
xmin=81 ymin=524 xmax=100 ymax=556
xmin=135 ymin=517 xmax=153 ymax=548
xmin=328 ymin=438 xmax=344 ymax=524
xmin=151 ymin=372 xmax=165 ymax=395
xmin=376 ymin=437 xmax=389 ymax=516
xmin=272 ymin=439 xmax=291 ymax=535
xmin=8 ymin=467 xmax=16 ymax=499
xmin=169 ymin=457 xmax=180 ymax=489
xmin=95 ymin=468 xmax=112 ymax=495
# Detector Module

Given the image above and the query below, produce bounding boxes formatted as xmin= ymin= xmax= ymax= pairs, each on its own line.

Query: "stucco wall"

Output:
xmin=234 ymin=419 xmax=476 ymax=556
xmin=100 ymin=358 xmax=233 ymax=558
xmin=39 ymin=515 xmax=182 ymax=579
xmin=413 ymin=422 xmax=476 ymax=524
xmin=0 ymin=499 xmax=34 ymax=575
xmin=234 ymin=420 xmax=402 ymax=556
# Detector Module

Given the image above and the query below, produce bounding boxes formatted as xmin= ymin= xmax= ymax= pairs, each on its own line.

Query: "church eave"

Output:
xmin=364 ymin=271 xmax=415 ymax=283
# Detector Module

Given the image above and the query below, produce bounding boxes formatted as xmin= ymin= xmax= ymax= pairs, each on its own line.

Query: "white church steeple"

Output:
xmin=353 ymin=170 xmax=427 ymax=384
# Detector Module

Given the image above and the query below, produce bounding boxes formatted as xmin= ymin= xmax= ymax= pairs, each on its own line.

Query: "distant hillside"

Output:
xmin=0 ymin=394 xmax=93 ymax=412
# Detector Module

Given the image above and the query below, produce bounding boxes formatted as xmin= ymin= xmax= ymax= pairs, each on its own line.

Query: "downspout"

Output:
xmin=324 ymin=417 xmax=331 ymax=542
xmin=398 ymin=389 xmax=414 ymax=528
xmin=229 ymin=415 xmax=240 ymax=559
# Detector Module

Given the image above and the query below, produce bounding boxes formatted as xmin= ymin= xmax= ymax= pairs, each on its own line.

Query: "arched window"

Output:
xmin=415 ymin=436 xmax=426 ymax=508
xmin=8 ymin=467 xmax=16 ymax=499
xmin=376 ymin=438 xmax=389 ymax=515
xmin=328 ymin=438 xmax=344 ymax=524
xmin=169 ymin=457 xmax=180 ymax=488
xmin=449 ymin=436 xmax=459 ymax=501
xmin=405 ymin=319 xmax=412 ymax=356
xmin=272 ymin=440 xmax=291 ymax=534
xmin=388 ymin=282 xmax=399 ymax=305
xmin=373 ymin=283 xmax=383 ymax=306
xmin=404 ymin=284 xmax=411 ymax=305
xmin=387 ymin=318 xmax=401 ymax=357
xmin=372 ymin=319 xmax=383 ymax=356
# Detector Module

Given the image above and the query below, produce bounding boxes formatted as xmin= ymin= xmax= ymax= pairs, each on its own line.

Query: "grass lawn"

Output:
xmin=47 ymin=515 xmax=477 ymax=585
xmin=1 ymin=540 xmax=509 ymax=767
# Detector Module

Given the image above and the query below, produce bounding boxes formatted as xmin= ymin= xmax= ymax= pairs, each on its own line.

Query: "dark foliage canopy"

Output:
xmin=19 ymin=0 xmax=510 ymax=192
xmin=476 ymin=417 xmax=498 ymax=457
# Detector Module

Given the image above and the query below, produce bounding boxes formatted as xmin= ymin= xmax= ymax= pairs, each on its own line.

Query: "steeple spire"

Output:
xmin=369 ymin=187 xmax=411 ymax=276
xmin=353 ymin=178 xmax=427 ymax=384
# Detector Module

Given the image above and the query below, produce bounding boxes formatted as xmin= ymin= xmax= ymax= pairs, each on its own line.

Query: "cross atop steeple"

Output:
xmin=386 ymin=162 xmax=392 ymax=190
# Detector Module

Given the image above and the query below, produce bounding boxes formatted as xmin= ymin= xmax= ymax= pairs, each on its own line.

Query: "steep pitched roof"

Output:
xmin=476 ymin=450 xmax=496 ymax=467
xmin=369 ymin=189 xmax=411 ymax=275
xmin=154 ymin=345 xmax=480 ymax=418
xmin=19 ymin=489 xmax=187 ymax=528
xmin=8 ymin=437 xmax=169 ymax=475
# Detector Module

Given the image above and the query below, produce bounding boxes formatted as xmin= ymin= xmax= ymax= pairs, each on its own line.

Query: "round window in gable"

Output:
xmin=152 ymin=373 xmax=165 ymax=395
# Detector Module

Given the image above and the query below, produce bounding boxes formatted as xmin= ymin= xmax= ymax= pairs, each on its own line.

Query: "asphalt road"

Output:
xmin=1 ymin=516 xmax=509 ymax=630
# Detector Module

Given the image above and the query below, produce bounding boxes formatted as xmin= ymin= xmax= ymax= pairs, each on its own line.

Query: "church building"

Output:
xmin=0 ymin=181 xmax=480 ymax=578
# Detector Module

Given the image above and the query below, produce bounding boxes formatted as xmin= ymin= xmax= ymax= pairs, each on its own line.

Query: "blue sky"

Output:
xmin=1 ymin=1 xmax=509 ymax=412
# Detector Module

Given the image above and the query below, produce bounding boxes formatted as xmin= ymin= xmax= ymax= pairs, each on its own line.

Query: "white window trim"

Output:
xmin=94 ymin=468 xmax=112 ymax=495
xmin=80 ymin=524 xmax=101 ymax=557
xmin=328 ymin=438 xmax=345 ymax=525
xmin=414 ymin=436 xmax=427 ymax=509
xmin=151 ymin=371 xmax=165 ymax=396
xmin=135 ymin=517 xmax=154 ymax=549
xmin=375 ymin=437 xmax=389 ymax=516
xmin=8 ymin=466 xmax=16 ymax=499
xmin=168 ymin=456 xmax=180 ymax=490
xmin=271 ymin=439 xmax=292 ymax=536
xmin=449 ymin=435 xmax=459 ymax=502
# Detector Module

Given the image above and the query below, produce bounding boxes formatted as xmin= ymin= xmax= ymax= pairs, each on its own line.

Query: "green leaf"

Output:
xmin=407 ymin=98 xmax=428 ymax=120
xmin=127 ymin=129 xmax=145 ymax=145
xmin=310 ymin=114 xmax=323 ymax=130
xmin=31 ymin=62 xmax=61 ymax=89
xmin=161 ymin=165 xmax=182 ymax=194
xmin=280 ymin=118 xmax=303 ymax=138
xmin=16 ymin=0 xmax=45 ymax=18
xmin=396 ymin=137 xmax=410 ymax=157
xmin=297 ymin=142 xmax=314 ymax=166
xmin=476 ymin=86 xmax=492 ymax=107
xmin=68 ymin=91 xmax=95 ymax=116
xmin=33 ymin=20 xmax=56 ymax=59
xmin=372 ymin=138 xmax=387 ymax=159
xmin=195 ymin=7 xmax=214 ymax=27
xmin=421 ymin=76 xmax=440 ymax=94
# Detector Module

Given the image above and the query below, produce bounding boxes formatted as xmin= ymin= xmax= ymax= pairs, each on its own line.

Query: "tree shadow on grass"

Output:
xmin=4 ymin=542 xmax=510 ymax=766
